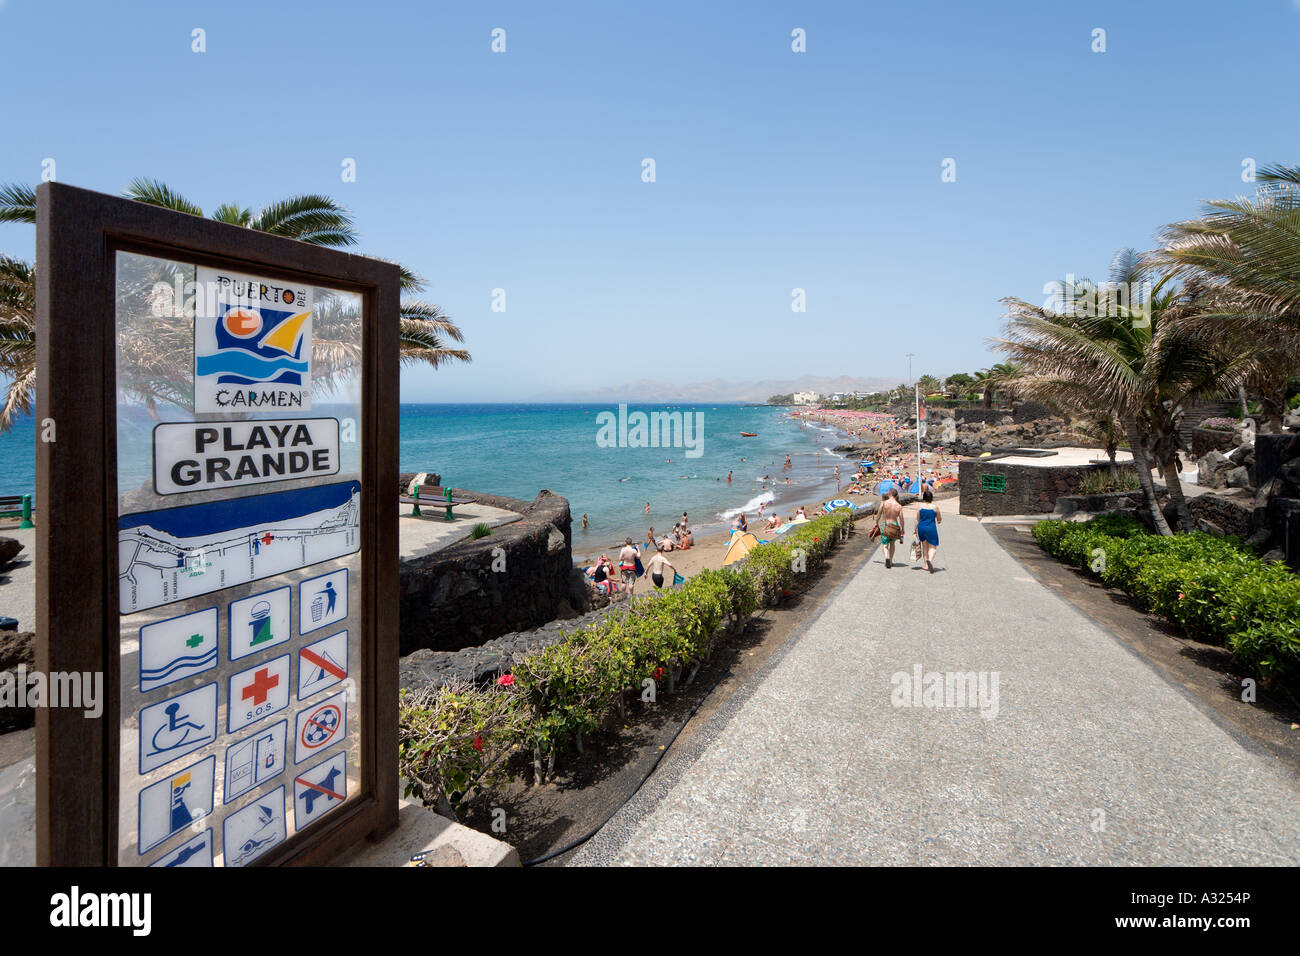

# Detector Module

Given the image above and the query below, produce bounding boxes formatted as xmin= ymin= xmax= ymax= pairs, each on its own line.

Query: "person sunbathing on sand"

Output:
xmin=589 ymin=555 xmax=617 ymax=595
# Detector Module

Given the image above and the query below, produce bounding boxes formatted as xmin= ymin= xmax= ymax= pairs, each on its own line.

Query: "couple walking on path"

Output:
xmin=872 ymin=486 xmax=942 ymax=572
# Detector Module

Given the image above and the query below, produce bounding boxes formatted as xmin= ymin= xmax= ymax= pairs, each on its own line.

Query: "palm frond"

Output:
xmin=0 ymin=183 xmax=37 ymax=225
xmin=0 ymin=363 xmax=37 ymax=432
xmin=249 ymin=195 xmax=357 ymax=247
xmin=122 ymin=178 xmax=205 ymax=217
xmin=211 ymin=203 xmax=253 ymax=227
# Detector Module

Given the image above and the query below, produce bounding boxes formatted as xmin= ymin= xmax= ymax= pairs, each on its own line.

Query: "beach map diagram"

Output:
xmin=119 ymin=481 xmax=360 ymax=614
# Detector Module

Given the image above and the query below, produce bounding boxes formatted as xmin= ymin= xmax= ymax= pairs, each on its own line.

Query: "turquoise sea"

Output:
xmin=0 ymin=403 xmax=856 ymax=555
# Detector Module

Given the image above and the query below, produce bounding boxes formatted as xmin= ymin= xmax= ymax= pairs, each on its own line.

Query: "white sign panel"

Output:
xmin=294 ymin=690 xmax=347 ymax=764
xmin=298 ymin=630 xmax=347 ymax=700
xmin=299 ymin=568 xmax=347 ymax=635
xmin=228 ymin=655 xmax=291 ymax=733
xmin=293 ymin=752 xmax=348 ymax=830
xmin=138 ymin=683 xmax=218 ymax=773
xmin=224 ymin=720 xmax=287 ymax=803
xmin=137 ymin=756 xmax=215 ymax=854
xmin=138 ymin=606 xmax=218 ymax=692
xmin=150 ymin=829 xmax=214 ymax=867
xmin=223 ymin=786 xmax=286 ymax=866
xmin=229 ymin=586 xmax=291 ymax=661
xmin=153 ymin=418 xmax=339 ymax=495
xmin=193 ymin=267 xmax=313 ymax=413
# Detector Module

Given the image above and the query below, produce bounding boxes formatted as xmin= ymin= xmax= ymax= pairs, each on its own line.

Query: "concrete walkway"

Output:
xmin=573 ymin=514 xmax=1300 ymax=865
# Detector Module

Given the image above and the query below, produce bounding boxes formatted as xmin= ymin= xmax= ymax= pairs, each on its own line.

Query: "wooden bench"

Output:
xmin=399 ymin=484 xmax=476 ymax=520
xmin=0 ymin=494 xmax=33 ymax=528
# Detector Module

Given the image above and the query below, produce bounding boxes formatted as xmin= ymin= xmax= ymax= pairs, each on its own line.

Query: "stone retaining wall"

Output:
xmin=959 ymin=458 xmax=1118 ymax=516
xmin=952 ymin=402 xmax=1053 ymax=425
xmin=1191 ymin=426 xmax=1238 ymax=458
xmin=399 ymin=602 xmax=629 ymax=693
xmin=397 ymin=476 xmax=575 ymax=656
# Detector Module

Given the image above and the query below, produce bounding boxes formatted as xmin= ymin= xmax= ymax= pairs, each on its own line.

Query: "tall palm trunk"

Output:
xmin=1125 ymin=421 xmax=1172 ymax=535
xmin=1161 ymin=457 xmax=1190 ymax=532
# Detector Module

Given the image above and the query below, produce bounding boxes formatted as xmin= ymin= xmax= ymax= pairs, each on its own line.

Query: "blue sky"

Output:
xmin=3 ymin=0 xmax=1299 ymax=400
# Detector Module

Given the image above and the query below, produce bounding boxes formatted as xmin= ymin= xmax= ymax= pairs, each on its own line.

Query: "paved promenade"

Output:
xmin=573 ymin=513 xmax=1300 ymax=865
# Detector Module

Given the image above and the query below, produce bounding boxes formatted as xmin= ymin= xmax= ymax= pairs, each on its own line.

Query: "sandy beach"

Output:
xmin=573 ymin=406 xmax=966 ymax=579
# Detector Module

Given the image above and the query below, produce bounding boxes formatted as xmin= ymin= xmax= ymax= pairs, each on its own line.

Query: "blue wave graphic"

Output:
xmin=196 ymin=351 xmax=308 ymax=380
xmin=211 ymin=370 xmax=303 ymax=387
xmin=142 ymin=648 xmax=218 ymax=682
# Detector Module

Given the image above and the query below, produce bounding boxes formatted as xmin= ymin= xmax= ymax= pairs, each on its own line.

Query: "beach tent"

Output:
xmin=876 ymin=479 xmax=895 ymax=496
xmin=722 ymin=531 xmax=760 ymax=566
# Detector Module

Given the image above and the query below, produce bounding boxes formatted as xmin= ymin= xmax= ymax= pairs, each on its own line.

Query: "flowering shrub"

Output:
xmin=398 ymin=679 xmax=530 ymax=816
xmin=1198 ymin=417 xmax=1238 ymax=432
xmin=398 ymin=511 xmax=852 ymax=810
xmin=1032 ymin=518 xmax=1299 ymax=698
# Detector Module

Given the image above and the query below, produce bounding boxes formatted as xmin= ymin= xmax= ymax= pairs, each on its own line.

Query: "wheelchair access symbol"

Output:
xmin=139 ymin=684 xmax=218 ymax=773
xmin=294 ymin=690 xmax=346 ymax=764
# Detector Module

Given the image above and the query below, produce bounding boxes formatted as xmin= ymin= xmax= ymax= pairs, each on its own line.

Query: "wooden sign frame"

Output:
xmin=35 ymin=182 xmax=399 ymax=865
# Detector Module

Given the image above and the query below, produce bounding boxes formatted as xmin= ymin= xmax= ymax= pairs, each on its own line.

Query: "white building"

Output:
xmin=793 ymin=391 xmax=819 ymax=405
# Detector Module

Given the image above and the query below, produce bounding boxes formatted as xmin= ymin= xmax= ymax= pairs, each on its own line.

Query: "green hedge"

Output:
xmin=399 ymin=510 xmax=853 ymax=813
xmin=1032 ymin=517 xmax=1300 ymax=697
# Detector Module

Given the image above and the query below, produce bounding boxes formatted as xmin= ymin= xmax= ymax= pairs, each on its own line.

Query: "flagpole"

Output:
xmin=915 ymin=383 xmax=921 ymax=490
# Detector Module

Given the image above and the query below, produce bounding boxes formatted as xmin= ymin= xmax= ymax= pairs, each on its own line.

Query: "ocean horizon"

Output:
xmin=0 ymin=402 xmax=857 ymax=555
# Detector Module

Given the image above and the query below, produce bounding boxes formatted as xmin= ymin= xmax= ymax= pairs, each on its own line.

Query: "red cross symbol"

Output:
xmin=242 ymin=667 xmax=280 ymax=706
xmin=260 ymin=532 xmax=274 ymax=546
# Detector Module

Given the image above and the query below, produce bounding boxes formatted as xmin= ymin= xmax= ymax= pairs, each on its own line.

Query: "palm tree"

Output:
xmin=1075 ymin=412 xmax=1124 ymax=477
xmin=997 ymin=252 xmax=1250 ymax=534
xmin=1160 ymin=166 xmax=1300 ymax=433
xmin=0 ymin=180 xmax=469 ymax=428
xmin=987 ymin=361 xmax=1023 ymax=407
xmin=972 ymin=369 xmax=995 ymax=408
xmin=0 ymin=255 xmax=36 ymax=432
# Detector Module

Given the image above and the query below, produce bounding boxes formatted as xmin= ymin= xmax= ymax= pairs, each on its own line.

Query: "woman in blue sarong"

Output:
xmin=915 ymin=487 xmax=942 ymax=573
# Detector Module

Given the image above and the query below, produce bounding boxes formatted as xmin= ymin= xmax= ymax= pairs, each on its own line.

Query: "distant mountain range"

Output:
xmin=533 ymin=376 xmax=901 ymax=404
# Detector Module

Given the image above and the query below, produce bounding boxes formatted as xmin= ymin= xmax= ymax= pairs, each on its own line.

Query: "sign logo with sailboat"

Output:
xmin=194 ymin=266 xmax=313 ymax=412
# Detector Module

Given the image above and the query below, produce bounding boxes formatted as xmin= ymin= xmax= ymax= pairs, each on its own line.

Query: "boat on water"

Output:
xmin=739 ymin=432 xmax=757 ymax=437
